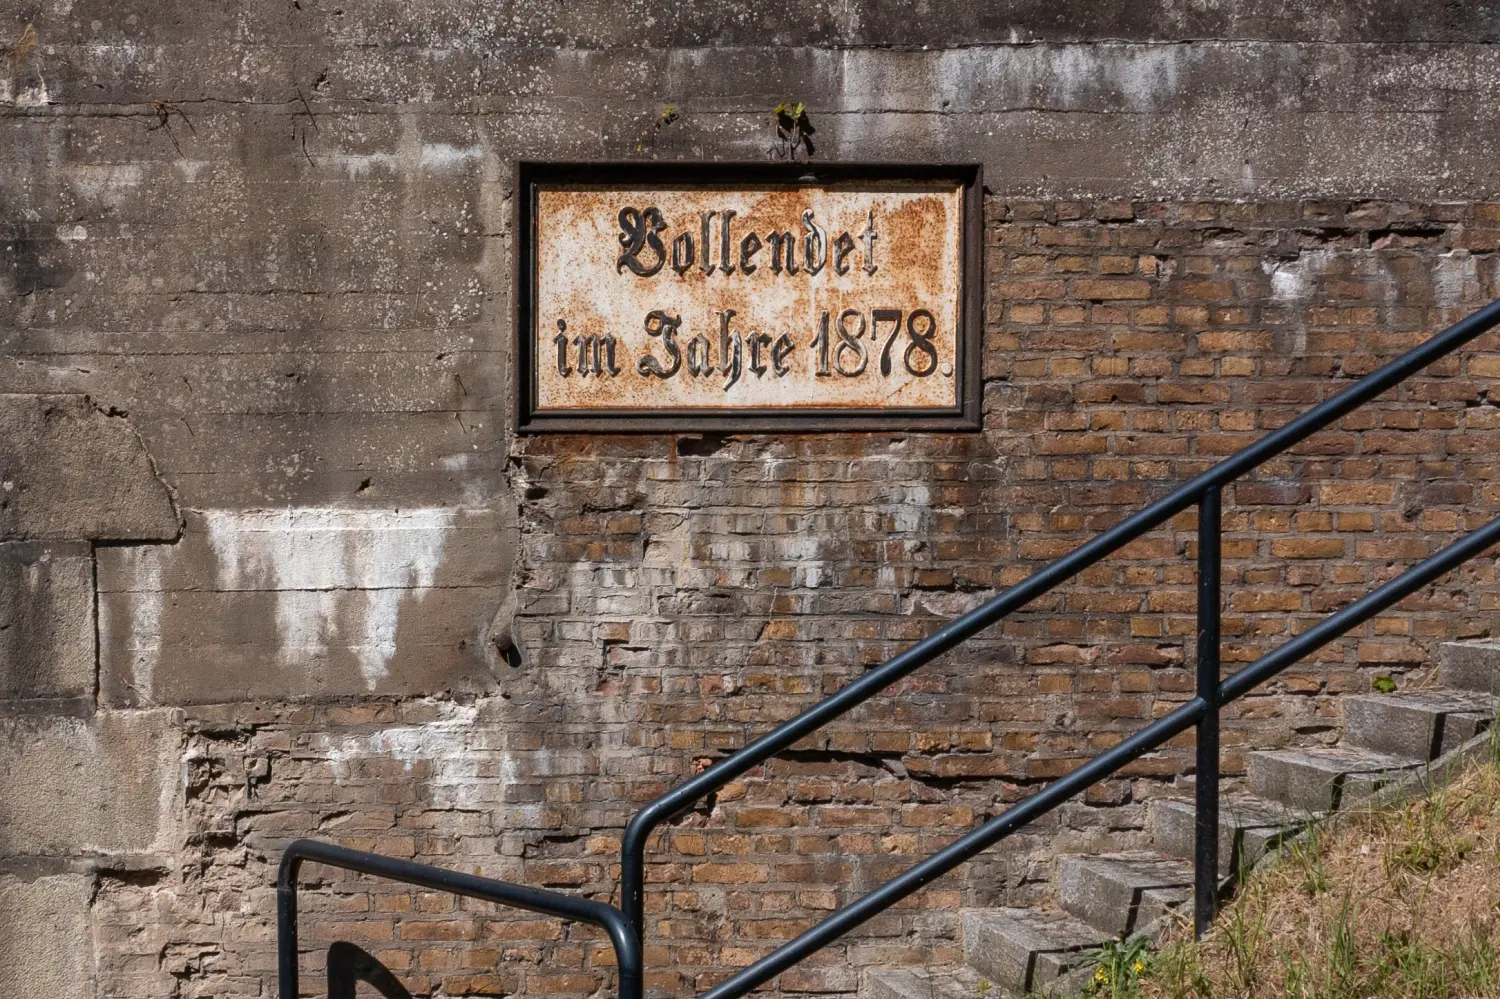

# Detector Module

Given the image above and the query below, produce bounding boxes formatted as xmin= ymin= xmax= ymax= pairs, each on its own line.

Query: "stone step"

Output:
xmin=1247 ymin=745 xmax=1423 ymax=812
xmin=1343 ymin=690 xmax=1493 ymax=760
xmin=962 ymin=907 xmax=1108 ymax=995
xmin=1057 ymin=852 xmax=1193 ymax=936
xmin=1151 ymin=794 xmax=1304 ymax=876
xmin=868 ymin=967 xmax=1005 ymax=999
xmin=1440 ymin=642 xmax=1500 ymax=696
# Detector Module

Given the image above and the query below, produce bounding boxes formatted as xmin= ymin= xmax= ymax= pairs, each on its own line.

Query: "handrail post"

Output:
xmin=1193 ymin=485 xmax=1222 ymax=939
xmin=278 ymin=855 xmax=300 ymax=999
xmin=621 ymin=815 xmax=648 ymax=947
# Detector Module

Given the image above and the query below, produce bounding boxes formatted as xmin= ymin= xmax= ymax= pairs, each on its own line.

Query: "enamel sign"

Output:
xmin=516 ymin=163 xmax=981 ymax=431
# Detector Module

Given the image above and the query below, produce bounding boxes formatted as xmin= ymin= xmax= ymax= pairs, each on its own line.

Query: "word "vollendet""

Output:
xmin=616 ymin=207 xmax=880 ymax=278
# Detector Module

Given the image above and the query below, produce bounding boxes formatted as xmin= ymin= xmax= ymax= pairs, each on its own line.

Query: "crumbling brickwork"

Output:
xmin=5 ymin=2 xmax=1500 ymax=997
xmin=505 ymin=199 xmax=1500 ymax=995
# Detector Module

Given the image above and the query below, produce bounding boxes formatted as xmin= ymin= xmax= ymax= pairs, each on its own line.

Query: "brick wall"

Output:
xmin=72 ymin=199 xmax=1500 ymax=999
xmin=490 ymin=198 xmax=1500 ymax=996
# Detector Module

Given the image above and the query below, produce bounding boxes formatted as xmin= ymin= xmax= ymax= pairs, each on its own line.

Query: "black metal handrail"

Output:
xmin=691 ymin=516 xmax=1500 ymax=999
xmin=616 ymin=296 xmax=1500 ymax=996
xmin=277 ymin=840 xmax=642 ymax=999
xmin=279 ymin=299 xmax=1500 ymax=999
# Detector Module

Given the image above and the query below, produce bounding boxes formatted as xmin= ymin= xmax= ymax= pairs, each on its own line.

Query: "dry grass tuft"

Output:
xmin=1135 ymin=756 xmax=1500 ymax=998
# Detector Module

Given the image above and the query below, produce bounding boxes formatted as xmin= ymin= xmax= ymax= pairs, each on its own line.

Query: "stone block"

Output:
xmin=963 ymin=907 xmax=1104 ymax=994
xmin=97 ymin=507 xmax=513 ymax=704
xmin=1440 ymin=642 xmax=1500 ymax=695
xmin=0 ymin=873 xmax=93 ymax=998
xmin=1343 ymin=690 xmax=1495 ymax=760
xmin=1056 ymin=853 xmax=1192 ymax=936
xmin=1151 ymin=795 xmax=1300 ymax=875
xmin=0 ymin=711 xmax=178 ymax=857
xmin=867 ymin=970 xmax=988 ymax=999
xmin=1247 ymin=746 xmax=1421 ymax=813
xmin=0 ymin=394 xmax=178 ymax=542
xmin=1137 ymin=885 xmax=1192 ymax=929
xmin=0 ymin=542 xmax=94 ymax=702
xmin=868 ymin=970 xmax=933 ymax=999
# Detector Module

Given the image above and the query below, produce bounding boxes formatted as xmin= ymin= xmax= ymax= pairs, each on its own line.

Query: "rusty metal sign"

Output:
xmin=515 ymin=162 xmax=982 ymax=432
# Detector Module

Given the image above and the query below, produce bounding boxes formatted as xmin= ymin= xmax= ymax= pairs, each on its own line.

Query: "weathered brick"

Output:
xmin=692 ymin=864 xmax=769 ymax=884
xmin=1075 ymin=279 xmax=1153 ymax=300
xmin=1270 ymin=538 xmax=1346 ymax=559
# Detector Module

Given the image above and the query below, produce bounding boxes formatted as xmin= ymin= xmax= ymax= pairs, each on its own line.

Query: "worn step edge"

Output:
xmin=1343 ymin=690 xmax=1495 ymax=760
xmin=1026 ymin=896 xmax=1201 ymax=999
xmin=1150 ymin=795 xmax=1307 ymax=876
xmin=1340 ymin=724 xmax=1499 ymax=819
xmin=868 ymin=967 xmax=1007 ymax=999
xmin=1057 ymin=853 xmax=1193 ymax=937
xmin=1247 ymin=746 xmax=1425 ymax=812
xmin=962 ymin=907 xmax=1108 ymax=994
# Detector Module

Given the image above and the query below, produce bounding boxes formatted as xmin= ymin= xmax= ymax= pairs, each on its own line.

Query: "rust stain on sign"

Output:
xmin=519 ymin=164 xmax=980 ymax=431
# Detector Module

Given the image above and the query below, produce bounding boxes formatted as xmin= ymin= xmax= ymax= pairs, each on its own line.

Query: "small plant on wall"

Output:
xmin=637 ymin=104 xmax=680 ymax=155
xmin=770 ymin=101 xmax=815 ymax=160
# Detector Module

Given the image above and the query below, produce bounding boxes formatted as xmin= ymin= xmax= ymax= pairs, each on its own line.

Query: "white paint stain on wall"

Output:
xmin=64 ymin=163 xmax=145 ymax=202
xmin=419 ymin=142 xmax=484 ymax=173
xmin=322 ymin=702 xmax=485 ymax=808
xmin=328 ymin=151 xmax=400 ymax=180
xmin=317 ymin=699 xmax=593 ymax=824
xmin=173 ymin=159 xmax=211 ymax=183
xmin=1434 ymin=250 xmax=1478 ymax=308
xmin=205 ymin=507 xmax=455 ymax=688
xmin=97 ymin=554 xmax=164 ymax=702
xmin=887 ymin=482 xmax=931 ymax=534
xmin=1263 ymin=249 xmax=1336 ymax=301
xmin=1040 ymin=44 xmax=1185 ymax=111
xmin=0 ymin=77 xmax=48 ymax=107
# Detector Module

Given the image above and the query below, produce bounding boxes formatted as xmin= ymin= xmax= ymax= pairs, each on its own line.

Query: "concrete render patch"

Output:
xmin=38 ymin=42 xmax=1498 ymax=116
xmin=18 ymin=1 xmax=1500 ymax=61
xmin=0 ymin=394 xmax=178 ymax=542
xmin=0 ymin=710 xmax=179 ymax=857
xmin=0 ymin=542 xmax=94 ymax=701
xmin=14 ymin=91 xmax=1500 ymax=204
xmin=0 ymin=873 xmax=93 ymax=999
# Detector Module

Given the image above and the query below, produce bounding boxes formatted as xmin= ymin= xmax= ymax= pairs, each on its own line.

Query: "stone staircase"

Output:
xmin=869 ymin=641 xmax=1500 ymax=999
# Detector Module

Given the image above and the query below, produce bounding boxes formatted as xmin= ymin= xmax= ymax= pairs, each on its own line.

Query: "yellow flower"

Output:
xmin=1094 ymin=967 xmax=1109 ymax=984
xmin=1133 ymin=960 xmax=1145 ymax=974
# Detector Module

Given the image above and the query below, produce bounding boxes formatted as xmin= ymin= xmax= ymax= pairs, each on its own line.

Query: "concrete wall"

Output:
xmin=3 ymin=2 xmax=1500 ymax=996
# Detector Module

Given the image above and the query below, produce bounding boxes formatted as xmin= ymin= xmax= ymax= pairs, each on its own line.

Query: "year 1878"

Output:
xmin=555 ymin=305 xmax=953 ymax=387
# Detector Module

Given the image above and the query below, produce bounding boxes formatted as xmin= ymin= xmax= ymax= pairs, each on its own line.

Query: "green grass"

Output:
xmin=1084 ymin=754 xmax=1500 ymax=999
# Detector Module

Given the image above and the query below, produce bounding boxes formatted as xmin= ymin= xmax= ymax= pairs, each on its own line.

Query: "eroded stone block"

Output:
xmin=98 ymin=507 xmax=512 ymax=704
xmin=0 ymin=542 xmax=94 ymax=702
xmin=0 ymin=710 xmax=178 ymax=857
xmin=0 ymin=873 xmax=93 ymax=998
xmin=0 ymin=394 xmax=178 ymax=542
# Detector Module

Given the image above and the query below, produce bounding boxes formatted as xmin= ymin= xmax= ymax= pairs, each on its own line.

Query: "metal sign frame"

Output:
xmin=514 ymin=161 xmax=983 ymax=433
